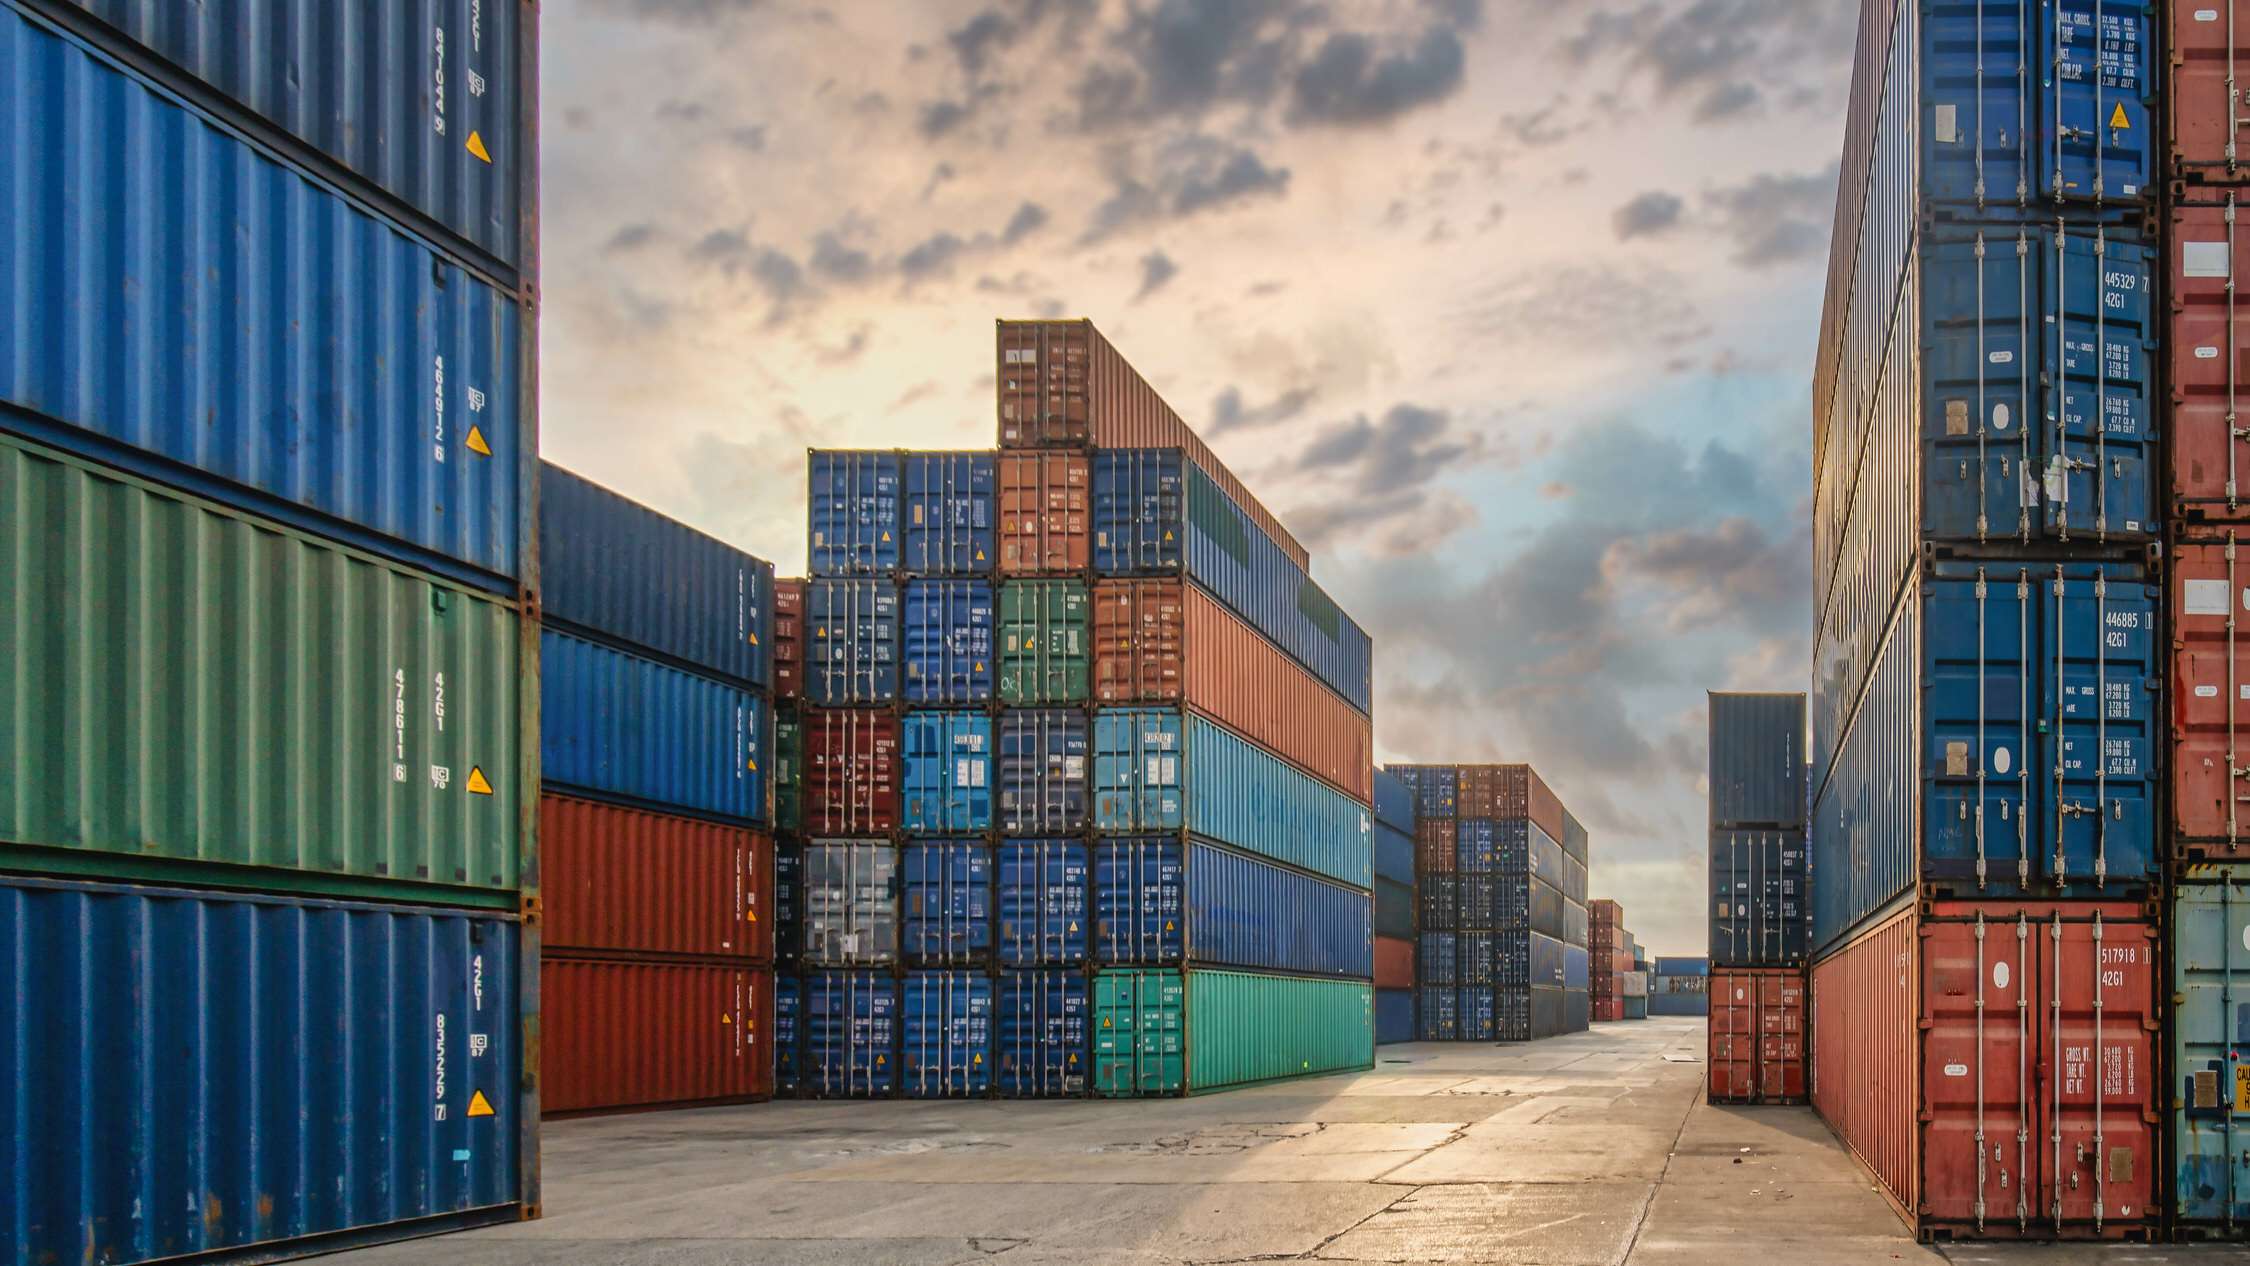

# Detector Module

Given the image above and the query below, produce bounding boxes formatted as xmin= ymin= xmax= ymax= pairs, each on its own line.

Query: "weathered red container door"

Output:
xmin=1709 ymin=967 xmax=1806 ymax=1103
xmin=2171 ymin=539 xmax=2250 ymax=854
xmin=2169 ymin=8 xmax=2250 ymax=183
xmin=998 ymin=452 xmax=1090 ymax=575
xmin=2169 ymin=196 xmax=2250 ymax=524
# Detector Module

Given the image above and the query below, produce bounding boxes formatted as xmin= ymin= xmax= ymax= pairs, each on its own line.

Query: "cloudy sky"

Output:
xmin=539 ymin=0 xmax=1851 ymax=955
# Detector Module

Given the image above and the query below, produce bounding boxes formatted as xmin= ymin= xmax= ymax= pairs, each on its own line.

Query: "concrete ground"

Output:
xmin=333 ymin=1018 xmax=2245 ymax=1264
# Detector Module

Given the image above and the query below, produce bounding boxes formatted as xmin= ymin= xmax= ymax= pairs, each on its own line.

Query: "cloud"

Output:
xmin=808 ymin=231 xmax=873 ymax=283
xmin=596 ymin=0 xmax=762 ymax=24
xmin=1563 ymin=0 xmax=1854 ymax=119
xmin=1001 ymin=201 xmax=1051 ymax=244
xmin=919 ymin=99 xmax=971 ymax=138
xmin=1612 ymin=190 xmax=1684 ymax=239
xmin=726 ymin=125 xmax=768 ymax=151
xmin=1172 ymin=148 xmax=1292 ymax=215
xmin=686 ymin=227 xmax=754 ymax=271
xmin=603 ymin=223 xmax=660 ymax=254
xmin=1135 ymin=249 xmax=1181 ymax=300
xmin=1289 ymin=27 xmax=1467 ymax=125
xmin=1703 ymin=164 xmax=1838 ymax=267
xmin=657 ymin=98 xmax=709 ymax=122
xmin=1211 ymin=384 xmax=1317 ymax=433
xmin=899 ymin=232 xmax=969 ymax=282
xmin=1083 ymin=139 xmax=1294 ymax=241
xmin=1298 ymin=403 xmax=1481 ymax=496
xmin=948 ymin=9 xmax=1015 ymax=73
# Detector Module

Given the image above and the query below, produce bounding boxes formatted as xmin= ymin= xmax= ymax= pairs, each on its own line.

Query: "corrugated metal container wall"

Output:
xmin=1092 ymin=450 xmax=1372 ymax=714
xmin=541 ymin=631 xmax=768 ymax=824
xmin=1460 ymin=986 xmax=1498 ymax=1040
xmin=2171 ymin=540 xmax=2250 ymax=852
xmin=998 ymin=579 xmax=1089 ymax=703
xmin=902 ymin=841 xmax=993 ymax=966
xmin=997 ymin=450 xmax=1090 ymax=575
xmin=1416 ymin=819 xmax=1456 ymax=874
xmin=540 ymin=463 xmax=773 ymax=687
xmin=803 ymin=708 xmax=901 ymax=835
xmin=805 ymin=579 xmax=900 ymax=706
xmin=1091 ymin=707 xmax=1185 ymax=831
xmin=0 ymin=435 xmax=524 ymax=901
xmin=1709 ymin=692 xmax=1807 ymax=826
xmin=807 ymin=450 xmax=900 ymax=576
xmin=544 ymin=958 xmax=772 ymax=1115
xmin=542 ymin=795 xmax=772 ymax=961
xmin=901 ymin=451 xmax=996 ymax=575
xmin=902 ymin=579 xmax=995 ymax=704
xmin=48 ymin=0 xmax=532 ymax=277
xmin=1708 ymin=967 xmax=1807 ymax=1104
xmin=1375 ymin=987 xmax=1414 ymax=1044
xmin=802 ymin=970 xmax=899 ymax=1098
xmin=1092 ymin=836 xmax=1184 ymax=965
xmin=901 ymin=712 xmax=994 ymax=833
xmin=1091 ymin=968 xmax=1371 ymax=1096
xmin=1375 ymin=818 xmax=1414 ymax=887
xmin=1813 ymin=589 xmax=1918 ymax=951
xmin=1181 ymin=713 xmax=1373 ymax=887
xmin=1561 ymin=944 xmax=1590 ymax=990
xmin=775 ymin=578 xmax=806 ymax=699
xmin=802 ymin=842 xmax=899 ymax=966
xmin=1375 ymin=935 xmax=1413 ymax=989
xmin=2171 ymin=7 xmax=2250 ymax=182
xmin=1621 ymin=971 xmax=1648 ymax=997
xmin=1656 ymin=957 xmax=1709 ymax=976
xmin=774 ymin=711 xmax=803 ymax=834
xmin=1456 ymin=766 xmax=1566 ymax=845
xmin=997 ymin=968 xmax=1089 ymax=1097
xmin=998 ymin=839 xmax=1089 ymax=967
xmin=0 ymin=879 xmax=526 ymax=1266
xmin=2172 ymin=866 xmax=2250 ymax=1228
xmin=1709 ymin=828 xmax=1809 ymax=967
xmin=998 ymin=708 xmax=1089 ymax=833
xmin=1623 ymin=993 xmax=1648 ymax=1020
xmin=2171 ymin=194 xmax=2250 ymax=525
xmin=994 ymin=318 xmax=1312 ymax=569
xmin=1091 ymin=967 xmax=1185 ymax=1096
xmin=901 ymin=970 xmax=995 ymax=1098
xmin=774 ymin=974 xmax=801 ymax=1094
xmin=0 ymin=7 xmax=527 ymax=590
xmin=1375 ymin=876 xmax=1413 ymax=940
xmin=774 ymin=841 xmax=803 ymax=962
xmin=1181 ymin=840 xmax=1371 ymax=977
xmin=1562 ymin=810 xmax=1588 ymax=862
xmin=1374 ymin=769 xmax=1413 ymax=835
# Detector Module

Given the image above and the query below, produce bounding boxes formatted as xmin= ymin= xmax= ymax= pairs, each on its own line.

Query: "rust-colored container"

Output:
xmin=1595 ymin=997 xmax=1625 ymax=1022
xmin=1415 ymin=819 xmax=1457 ymax=873
xmin=543 ymin=795 xmax=774 ymax=961
xmin=775 ymin=578 xmax=806 ymax=700
xmin=1709 ymin=966 xmax=1807 ymax=1104
xmin=1092 ymin=578 xmax=1373 ymax=801
xmin=544 ymin=957 xmax=774 ymax=1116
xmin=803 ymin=709 xmax=901 ymax=835
xmin=2172 ymin=535 xmax=2250 ymax=854
xmin=2170 ymin=8 xmax=2250 ymax=184
xmin=1375 ymin=935 xmax=1414 ymax=989
xmin=1457 ymin=765 xmax=1567 ymax=843
xmin=997 ymin=451 xmax=1089 ymax=575
xmin=994 ymin=319 xmax=1310 ymax=569
xmin=1812 ymin=901 xmax=2157 ymax=1241
xmin=2169 ymin=194 xmax=2250 ymax=524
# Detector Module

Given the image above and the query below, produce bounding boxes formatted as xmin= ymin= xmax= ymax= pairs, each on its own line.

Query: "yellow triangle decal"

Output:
xmin=1164 ymin=920 xmax=1175 ymax=931
xmin=975 ymin=661 xmax=986 ymax=672
xmin=749 ymin=632 xmax=760 ymax=645
xmin=972 ymin=1052 xmax=983 ymax=1065
xmin=1067 ymin=921 xmax=1078 ymax=933
xmin=1101 ymin=1017 xmax=1113 ymax=1027
xmin=2109 ymin=101 xmax=2130 ymax=130
xmin=746 ymin=908 xmax=758 ymax=921
xmin=465 ymin=425 xmax=492 ymax=457
xmin=881 ymin=531 xmax=892 ymax=542
xmin=747 ymin=757 xmax=759 ymax=772
xmin=976 ymin=550 xmax=987 ymax=561
xmin=467 ymin=1090 xmax=495 ymax=1118
xmin=722 ymin=1013 xmax=733 ymax=1024
xmin=876 ymin=1054 xmax=887 ymax=1065
xmin=466 ymin=130 xmax=493 ymax=163
xmin=465 ymin=766 xmax=494 ymax=796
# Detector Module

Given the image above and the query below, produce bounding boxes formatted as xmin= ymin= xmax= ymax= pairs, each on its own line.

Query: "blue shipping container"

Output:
xmin=1375 ymin=875 xmax=1413 ymax=940
xmin=901 ymin=971 xmax=994 ymax=1099
xmin=1092 ymin=706 xmax=1187 ymax=831
xmin=1491 ymin=818 xmax=1565 ymax=886
xmin=1393 ymin=764 xmax=1456 ymax=818
xmin=1710 ymin=827 xmax=1809 ymax=967
xmin=0 ymin=878 xmax=525 ymax=1265
xmin=999 ymin=839 xmax=1089 ymax=967
xmin=0 ymin=4 xmax=527 ymax=591
xmin=1419 ymin=932 xmax=1458 ymax=987
xmin=1375 ymin=987 xmax=1414 ymax=1044
xmin=541 ymin=462 xmax=774 ymax=687
xmin=1375 ymin=819 xmax=1414 ymax=888
xmin=2172 ymin=867 xmax=2250 ymax=1227
xmin=1417 ymin=985 xmax=1459 ymax=1040
xmin=1091 ymin=836 xmax=1182 ymax=966
xmin=808 ymin=450 xmax=901 ymax=576
xmin=1562 ymin=943 xmax=1590 ymax=990
xmin=776 ymin=843 xmax=804 ymax=963
xmin=541 ymin=631 xmax=768 ymax=823
xmin=997 ymin=969 xmax=1089 ymax=1096
xmin=1373 ymin=767 xmax=1414 ymax=834
xmin=806 ymin=579 xmax=900 ymax=706
xmin=1092 ymin=450 xmax=1373 ymax=713
xmin=902 ymin=841 xmax=993 ymax=966
xmin=1457 ymin=931 xmax=1496 ymax=985
xmin=1089 ymin=837 xmax=1371 ymax=976
xmin=902 ymin=451 xmax=996 ymax=576
xmin=1419 ymin=875 xmax=1456 ymax=931
xmin=1459 ymin=986 xmax=1497 ymax=1040
xmin=774 ymin=974 xmax=801 ymax=1095
xmin=998 ymin=709 xmax=1088 ymax=833
xmin=50 ymin=0 xmax=532 ymax=277
xmin=1654 ymin=956 xmax=1709 ymax=977
xmin=1709 ymin=692 xmax=1807 ymax=828
xmin=902 ymin=712 xmax=994 ymax=833
xmin=903 ymin=580 xmax=996 ymax=703
xmin=802 ymin=971 xmax=898 ymax=1098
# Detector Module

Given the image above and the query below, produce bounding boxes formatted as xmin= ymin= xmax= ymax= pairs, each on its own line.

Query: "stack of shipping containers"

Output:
xmin=1620 ymin=933 xmax=1649 ymax=1021
xmin=1392 ymin=764 xmax=1590 ymax=1041
xmin=1649 ymin=958 xmax=1709 ymax=1016
xmin=1374 ymin=769 xmax=1418 ymax=1043
xmin=537 ymin=466 xmax=777 ymax=1113
xmin=0 ymin=1 xmax=540 ymax=1260
xmin=1708 ymin=693 xmax=1809 ymax=1105
xmin=1589 ymin=899 xmax=1631 ymax=1022
xmin=1808 ymin=0 xmax=2163 ymax=1239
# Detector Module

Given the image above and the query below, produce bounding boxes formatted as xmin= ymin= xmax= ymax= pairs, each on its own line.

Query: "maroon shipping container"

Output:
xmin=1415 ymin=819 xmax=1456 ymax=873
xmin=2172 ymin=536 xmax=2250 ymax=853
xmin=1594 ymin=997 xmax=1625 ymax=1023
xmin=997 ymin=451 xmax=1089 ymax=575
xmin=994 ymin=318 xmax=1311 ymax=569
xmin=1092 ymin=578 xmax=1373 ymax=801
xmin=1709 ymin=967 xmax=1806 ymax=1105
xmin=1590 ymin=898 xmax=1622 ymax=925
xmin=1375 ymin=935 xmax=1413 ymax=989
xmin=544 ymin=958 xmax=774 ymax=1116
xmin=2170 ymin=7 xmax=2250 ymax=183
xmin=2170 ymin=194 xmax=2250 ymax=523
xmin=775 ymin=578 xmax=805 ymax=700
xmin=1456 ymin=765 xmax=1567 ymax=844
xmin=1811 ymin=902 xmax=2157 ymax=1241
xmin=543 ymin=795 xmax=774 ymax=961
xmin=803 ymin=709 xmax=901 ymax=835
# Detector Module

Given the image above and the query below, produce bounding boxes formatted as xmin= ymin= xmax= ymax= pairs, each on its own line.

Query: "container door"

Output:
xmin=998 ymin=839 xmax=1088 ymax=968
xmin=2173 ymin=542 xmax=2250 ymax=848
xmin=809 ymin=452 xmax=900 ymax=575
xmin=1924 ymin=569 xmax=2037 ymax=889
xmin=903 ymin=973 xmax=994 ymax=1098
xmin=2037 ymin=0 xmax=2155 ymax=202
xmin=1092 ymin=838 xmax=1182 ymax=964
xmin=2173 ymin=873 xmax=2250 ymax=1224
xmin=2040 ymin=570 xmax=2157 ymax=887
xmin=1923 ymin=232 xmax=2037 ymax=543
xmin=902 ymin=842 xmax=992 ymax=965
xmin=2169 ymin=197 xmax=2250 ymax=519
xmin=1091 ymin=450 xmax=1182 ymax=573
xmin=2040 ymin=229 xmax=2155 ymax=541
xmin=2040 ymin=911 xmax=2156 ymax=1231
xmin=998 ymin=971 xmax=1088 ymax=1097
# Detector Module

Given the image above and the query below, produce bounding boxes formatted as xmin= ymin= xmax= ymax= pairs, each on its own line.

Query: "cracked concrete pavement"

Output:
xmin=327 ymin=1018 xmax=2246 ymax=1265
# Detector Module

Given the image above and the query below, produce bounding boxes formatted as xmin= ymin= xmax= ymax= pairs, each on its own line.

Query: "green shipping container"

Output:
xmin=1094 ymin=968 xmax=1374 ymax=1097
xmin=999 ymin=580 xmax=1089 ymax=704
xmin=775 ymin=708 xmax=803 ymax=834
xmin=0 ymin=434 xmax=526 ymax=905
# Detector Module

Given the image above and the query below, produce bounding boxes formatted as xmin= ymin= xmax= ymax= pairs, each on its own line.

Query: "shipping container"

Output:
xmin=1526 ymin=985 xmax=1568 ymax=1041
xmin=1416 ymin=818 xmax=1457 ymax=874
xmin=542 ymin=795 xmax=772 ymax=961
xmin=542 ymin=631 xmax=768 ymax=825
xmin=544 ymin=957 xmax=771 ymax=1115
xmin=1708 ymin=967 xmax=1807 ymax=1105
xmin=901 ymin=451 xmax=996 ymax=576
xmin=803 ymin=709 xmax=901 ymax=835
xmin=802 ymin=970 xmax=899 ymax=1098
xmin=2172 ymin=865 xmax=2250 ymax=1232
xmin=775 ymin=841 xmax=803 ymax=963
xmin=901 ymin=970 xmax=995 ymax=1098
xmin=1376 ymin=987 xmax=1415 ymax=1044
xmin=998 ymin=579 xmax=1090 ymax=703
xmin=1091 ymin=577 xmax=1373 ymax=801
xmin=0 ymin=434 xmax=525 ymax=903
xmin=775 ymin=710 xmax=804 ymax=834
xmin=1710 ymin=828 xmax=1810 ymax=967
xmin=1623 ymin=994 xmax=1648 ymax=1020
xmin=1418 ymin=986 xmax=1460 ymax=1039
xmin=1456 ymin=766 xmax=1567 ymax=843
xmin=1562 ymin=943 xmax=1590 ymax=990
xmin=1621 ymin=970 xmax=1649 ymax=998
xmin=808 ymin=450 xmax=900 ymax=576
xmin=774 ymin=974 xmax=802 ymax=1095
xmin=902 ymin=840 xmax=993 ymax=966
xmin=803 ymin=841 xmax=899 ymax=967
xmin=903 ymin=579 xmax=996 ymax=704
xmin=997 ymin=450 xmax=1090 ymax=575
xmin=1 ymin=5 xmax=529 ymax=591
xmin=2172 ymin=537 xmax=2250 ymax=852
xmin=995 ymin=318 xmax=1312 ymax=568
xmin=1657 ymin=957 xmax=1709 ymax=977
xmin=997 ymin=968 xmax=1089 ymax=1096
xmin=1460 ymin=985 xmax=1499 ymax=1040
xmin=998 ymin=708 xmax=1090 ymax=833
xmin=1375 ymin=935 xmax=1413 ymax=989
xmin=1457 ymin=931 xmax=1497 ymax=986
xmin=2168 ymin=4 xmax=2250 ymax=183
xmin=1375 ymin=875 xmax=1414 ymax=940
xmin=1375 ymin=821 xmax=1414 ymax=888
xmin=1710 ymin=692 xmax=1808 ymax=827
xmin=775 ymin=578 xmax=806 ymax=699
xmin=1091 ymin=967 xmax=1372 ymax=1096
xmin=0 ymin=878 xmax=527 ymax=1265
xmin=1394 ymin=764 xmax=1457 ymax=818
xmin=2171 ymin=193 xmax=2250 ymax=525
xmin=1810 ymin=901 xmax=2158 ymax=1240
xmin=1092 ymin=449 xmax=1372 ymax=714
xmin=47 ymin=0 xmax=534 ymax=278
xmin=1562 ymin=809 xmax=1588 ymax=863
xmin=1374 ymin=768 xmax=1414 ymax=835
xmin=901 ymin=712 xmax=994 ymax=833
xmin=998 ymin=839 xmax=1089 ymax=967
xmin=1090 ymin=837 xmax=1371 ymax=976
xmin=540 ymin=463 xmax=774 ymax=687
xmin=805 ymin=579 xmax=900 ymax=705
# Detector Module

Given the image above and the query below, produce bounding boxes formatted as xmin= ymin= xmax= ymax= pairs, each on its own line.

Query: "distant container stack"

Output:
xmin=1707 ymin=693 xmax=1808 ymax=1105
xmin=1589 ymin=899 xmax=1634 ymax=1022
xmin=1373 ymin=769 xmax=1417 ymax=1044
xmin=1647 ymin=958 xmax=1708 ymax=1017
xmin=0 ymin=2 xmax=542 ymax=1259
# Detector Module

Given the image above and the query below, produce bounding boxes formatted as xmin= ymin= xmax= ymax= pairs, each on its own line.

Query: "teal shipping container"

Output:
xmin=2176 ymin=865 xmax=2250 ymax=1233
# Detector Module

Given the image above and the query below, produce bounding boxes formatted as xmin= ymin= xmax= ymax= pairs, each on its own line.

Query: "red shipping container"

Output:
xmin=1415 ymin=819 xmax=1456 ymax=873
xmin=1709 ymin=967 xmax=1806 ymax=1105
xmin=544 ymin=958 xmax=774 ymax=1115
xmin=543 ymin=795 xmax=774 ymax=961
xmin=2170 ymin=194 xmax=2250 ymax=524
xmin=1092 ymin=578 xmax=1373 ymax=801
xmin=1595 ymin=996 xmax=1624 ymax=1023
xmin=1375 ymin=935 xmax=1413 ymax=989
xmin=994 ymin=318 xmax=1311 ymax=569
xmin=1456 ymin=764 xmax=1566 ymax=843
xmin=2169 ymin=8 xmax=2250 ymax=184
xmin=997 ymin=451 xmax=1089 ymax=575
xmin=2171 ymin=536 xmax=2250 ymax=852
xmin=774 ymin=578 xmax=805 ymax=700
xmin=803 ymin=708 xmax=900 ymax=835
xmin=1812 ymin=902 xmax=2157 ymax=1241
